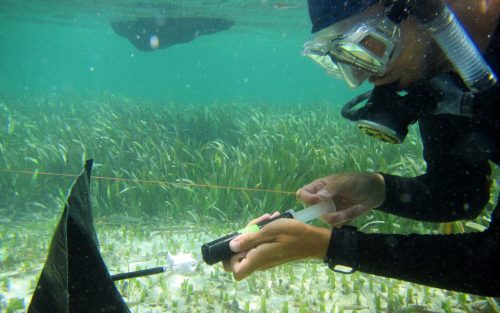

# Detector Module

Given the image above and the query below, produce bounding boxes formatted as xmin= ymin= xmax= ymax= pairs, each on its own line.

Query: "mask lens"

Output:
xmin=332 ymin=35 xmax=386 ymax=75
xmin=304 ymin=48 xmax=371 ymax=87
xmin=303 ymin=17 xmax=400 ymax=86
xmin=305 ymin=52 xmax=344 ymax=79
xmin=359 ymin=35 xmax=387 ymax=58
xmin=338 ymin=63 xmax=370 ymax=87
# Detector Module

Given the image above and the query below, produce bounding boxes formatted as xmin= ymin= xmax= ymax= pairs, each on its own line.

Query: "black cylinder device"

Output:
xmin=202 ymin=212 xmax=294 ymax=265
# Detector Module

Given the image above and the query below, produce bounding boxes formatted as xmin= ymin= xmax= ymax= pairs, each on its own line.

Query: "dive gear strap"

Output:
xmin=341 ymin=73 xmax=480 ymax=144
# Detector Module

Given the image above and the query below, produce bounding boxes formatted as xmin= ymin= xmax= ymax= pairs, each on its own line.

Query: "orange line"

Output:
xmin=0 ymin=169 xmax=296 ymax=195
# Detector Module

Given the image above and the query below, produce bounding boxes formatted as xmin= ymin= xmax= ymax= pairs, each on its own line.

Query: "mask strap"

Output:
xmin=384 ymin=0 xmax=412 ymax=24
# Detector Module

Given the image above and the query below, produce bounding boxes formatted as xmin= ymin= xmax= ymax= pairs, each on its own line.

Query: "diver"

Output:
xmin=223 ymin=0 xmax=500 ymax=296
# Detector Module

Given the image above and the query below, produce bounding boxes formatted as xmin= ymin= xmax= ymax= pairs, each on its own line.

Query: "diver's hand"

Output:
xmin=222 ymin=214 xmax=330 ymax=280
xmin=296 ymin=172 xmax=385 ymax=226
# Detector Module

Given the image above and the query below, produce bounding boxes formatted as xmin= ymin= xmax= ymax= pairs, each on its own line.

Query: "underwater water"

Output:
xmin=0 ymin=0 xmax=499 ymax=312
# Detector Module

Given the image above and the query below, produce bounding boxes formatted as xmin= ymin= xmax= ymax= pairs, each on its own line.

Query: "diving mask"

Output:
xmin=303 ymin=17 xmax=400 ymax=87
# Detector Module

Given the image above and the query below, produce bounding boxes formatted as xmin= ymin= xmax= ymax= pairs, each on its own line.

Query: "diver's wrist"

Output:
xmin=307 ymin=226 xmax=332 ymax=259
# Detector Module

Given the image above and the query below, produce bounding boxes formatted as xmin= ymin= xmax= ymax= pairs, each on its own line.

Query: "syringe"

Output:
xmin=201 ymin=200 xmax=336 ymax=265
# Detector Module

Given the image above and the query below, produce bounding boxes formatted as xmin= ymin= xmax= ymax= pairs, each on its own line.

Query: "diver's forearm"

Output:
xmin=377 ymin=169 xmax=490 ymax=222
xmin=324 ymin=206 xmax=500 ymax=297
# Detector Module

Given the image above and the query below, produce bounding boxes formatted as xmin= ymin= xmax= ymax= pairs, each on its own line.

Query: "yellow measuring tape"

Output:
xmin=0 ymin=168 xmax=296 ymax=196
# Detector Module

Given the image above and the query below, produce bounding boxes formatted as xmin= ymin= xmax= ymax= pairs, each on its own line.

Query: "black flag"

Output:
xmin=28 ymin=160 xmax=129 ymax=313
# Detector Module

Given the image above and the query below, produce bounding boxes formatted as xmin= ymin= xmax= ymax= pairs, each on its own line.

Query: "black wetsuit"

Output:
xmin=325 ymin=23 xmax=500 ymax=296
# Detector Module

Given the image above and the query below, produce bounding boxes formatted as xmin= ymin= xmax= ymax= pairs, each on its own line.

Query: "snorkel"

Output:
xmin=385 ymin=0 xmax=497 ymax=92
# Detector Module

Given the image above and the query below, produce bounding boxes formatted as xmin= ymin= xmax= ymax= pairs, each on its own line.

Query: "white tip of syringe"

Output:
xmin=166 ymin=252 xmax=198 ymax=275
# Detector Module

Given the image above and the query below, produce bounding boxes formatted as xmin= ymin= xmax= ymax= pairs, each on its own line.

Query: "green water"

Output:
xmin=0 ymin=1 xmax=498 ymax=312
xmin=0 ymin=0 xmax=363 ymax=104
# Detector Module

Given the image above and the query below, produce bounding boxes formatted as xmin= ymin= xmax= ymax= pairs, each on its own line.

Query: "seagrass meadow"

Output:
xmin=1 ymin=95 xmax=499 ymax=312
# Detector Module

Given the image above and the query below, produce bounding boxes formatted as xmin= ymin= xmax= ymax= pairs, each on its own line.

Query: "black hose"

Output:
xmin=111 ymin=266 xmax=166 ymax=281
xmin=340 ymin=90 xmax=372 ymax=121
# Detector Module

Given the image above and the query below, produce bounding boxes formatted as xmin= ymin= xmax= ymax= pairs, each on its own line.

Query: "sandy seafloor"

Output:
xmin=1 ymin=215 xmax=497 ymax=313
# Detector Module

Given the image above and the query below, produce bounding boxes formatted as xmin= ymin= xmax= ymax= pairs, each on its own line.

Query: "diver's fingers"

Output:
xmin=232 ymin=240 xmax=285 ymax=280
xmin=228 ymin=250 xmax=250 ymax=273
xmin=296 ymin=180 xmax=334 ymax=205
xmin=231 ymin=248 xmax=261 ymax=280
xmin=232 ymin=258 xmax=252 ymax=280
xmin=230 ymin=228 xmax=271 ymax=253
xmin=321 ymin=204 xmax=368 ymax=226
xmin=246 ymin=211 xmax=281 ymax=227
xmin=247 ymin=213 xmax=271 ymax=226
xmin=223 ymin=251 xmax=247 ymax=272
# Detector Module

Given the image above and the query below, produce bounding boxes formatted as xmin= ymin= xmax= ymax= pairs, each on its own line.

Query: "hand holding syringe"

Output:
xmin=201 ymin=200 xmax=336 ymax=265
xmin=111 ymin=200 xmax=335 ymax=280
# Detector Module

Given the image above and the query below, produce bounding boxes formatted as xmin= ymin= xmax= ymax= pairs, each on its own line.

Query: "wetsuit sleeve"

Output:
xmin=325 ymin=199 xmax=500 ymax=296
xmin=377 ymin=113 xmax=492 ymax=222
